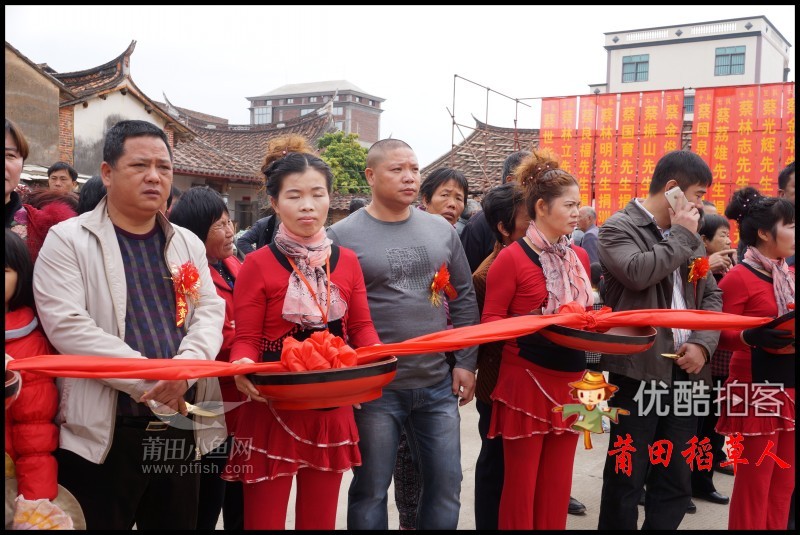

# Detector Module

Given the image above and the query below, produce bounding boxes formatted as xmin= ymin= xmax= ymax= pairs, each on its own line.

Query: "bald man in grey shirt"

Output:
xmin=328 ymin=139 xmax=478 ymax=530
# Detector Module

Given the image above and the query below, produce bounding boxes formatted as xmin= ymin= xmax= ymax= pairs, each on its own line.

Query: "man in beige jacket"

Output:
xmin=33 ymin=120 xmax=226 ymax=530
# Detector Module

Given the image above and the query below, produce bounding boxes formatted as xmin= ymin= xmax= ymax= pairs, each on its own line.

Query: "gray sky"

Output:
xmin=5 ymin=5 xmax=795 ymax=166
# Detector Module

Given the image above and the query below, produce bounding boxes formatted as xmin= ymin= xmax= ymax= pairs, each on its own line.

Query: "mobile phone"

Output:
xmin=665 ymin=186 xmax=685 ymax=211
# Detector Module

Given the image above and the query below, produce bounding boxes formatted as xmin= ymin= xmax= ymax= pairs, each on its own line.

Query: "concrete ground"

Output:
xmin=217 ymin=400 xmax=734 ymax=529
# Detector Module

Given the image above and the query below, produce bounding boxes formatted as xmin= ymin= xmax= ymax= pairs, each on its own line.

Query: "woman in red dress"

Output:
xmin=168 ymin=186 xmax=244 ymax=530
xmin=716 ymin=186 xmax=795 ymax=530
xmin=481 ymin=150 xmax=594 ymax=529
xmin=223 ymin=134 xmax=380 ymax=530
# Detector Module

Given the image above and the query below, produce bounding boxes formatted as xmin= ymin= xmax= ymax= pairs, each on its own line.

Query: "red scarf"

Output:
xmin=272 ymin=224 xmax=347 ymax=329
xmin=525 ymin=219 xmax=593 ymax=314
xmin=743 ymin=246 xmax=795 ymax=315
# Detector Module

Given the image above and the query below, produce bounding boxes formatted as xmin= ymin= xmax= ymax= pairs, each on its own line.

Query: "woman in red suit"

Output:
xmin=223 ymin=134 xmax=380 ymax=530
xmin=716 ymin=186 xmax=795 ymax=530
xmin=5 ymin=229 xmax=70 ymax=528
xmin=168 ymin=186 xmax=244 ymax=530
xmin=481 ymin=150 xmax=594 ymax=529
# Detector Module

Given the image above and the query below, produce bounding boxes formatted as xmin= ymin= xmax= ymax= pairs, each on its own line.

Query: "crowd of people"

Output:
xmin=4 ymin=114 xmax=795 ymax=531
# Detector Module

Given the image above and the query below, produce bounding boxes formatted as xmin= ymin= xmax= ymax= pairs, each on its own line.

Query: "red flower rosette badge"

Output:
xmin=429 ymin=263 xmax=458 ymax=307
xmin=688 ymin=256 xmax=710 ymax=285
xmin=171 ymin=261 xmax=200 ymax=327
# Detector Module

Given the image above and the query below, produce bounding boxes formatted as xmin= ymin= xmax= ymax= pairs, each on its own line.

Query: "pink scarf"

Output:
xmin=525 ymin=219 xmax=593 ymax=314
xmin=272 ymin=224 xmax=347 ymax=329
xmin=743 ymin=246 xmax=795 ymax=315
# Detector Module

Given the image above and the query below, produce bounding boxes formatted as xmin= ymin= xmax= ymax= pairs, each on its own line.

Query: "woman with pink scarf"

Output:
xmin=716 ymin=186 xmax=795 ymax=530
xmin=481 ymin=149 xmax=593 ymax=529
xmin=223 ymin=135 xmax=380 ymax=530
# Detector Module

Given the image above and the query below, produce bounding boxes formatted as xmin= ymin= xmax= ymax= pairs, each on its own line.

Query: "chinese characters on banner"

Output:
xmin=539 ymin=98 xmax=560 ymax=158
xmin=782 ymin=82 xmax=795 ymax=165
xmin=594 ymin=94 xmax=619 ymax=224
xmin=538 ymin=83 xmax=794 ymax=223
xmin=755 ymin=84 xmax=783 ymax=197
xmin=615 ymin=92 xmax=641 ymax=223
xmin=576 ymin=95 xmax=598 ymax=209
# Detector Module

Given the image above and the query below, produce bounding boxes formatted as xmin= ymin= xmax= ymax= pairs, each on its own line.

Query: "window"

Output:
xmin=335 ymin=121 xmax=344 ymax=131
xmin=309 ymin=96 xmax=318 ymax=103
xmin=333 ymin=107 xmax=344 ymax=115
xmin=622 ymin=54 xmax=649 ymax=82
xmin=333 ymin=95 xmax=339 ymax=101
xmin=355 ymin=96 xmax=361 ymax=103
xmin=265 ymin=100 xmax=272 ymax=105
xmin=683 ymin=95 xmax=695 ymax=114
xmin=300 ymin=108 xmax=315 ymax=116
xmin=286 ymin=98 xmax=295 ymax=104
xmin=715 ymin=46 xmax=745 ymax=76
xmin=253 ymin=106 xmax=272 ymax=125
xmin=369 ymin=100 xmax=375 ymax=106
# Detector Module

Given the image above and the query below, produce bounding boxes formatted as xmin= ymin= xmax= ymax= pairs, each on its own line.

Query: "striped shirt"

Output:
xmin=114 ymin=225 xmax=193 ymax=416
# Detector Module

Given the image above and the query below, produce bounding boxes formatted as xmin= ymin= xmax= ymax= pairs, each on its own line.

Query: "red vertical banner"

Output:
xmin=575 ymin=95 xmax=597 ymax=208
xmin=594 ymin=94 xmax=619 ymax=224
xmin=637 ymin=91 xmax=662 ymax=196
xmin=616 ymin=92 xmax=640 ymax=210
xmin=730 ymin=86 xmax=758 ymax=207
xmin=661 ymin=89 xmax=684 ymax=155
xmin=692 ymin=88 xmax=715 ymax=173
xmin=781 ymin=82 xmax=795 ymax=166
xmin=756 ymin=84 xmax=783 ymax=196
xmin=707 ymin=87 xmax=736 ymax=208
xmin=539 ymin=98 xmax=561 ymax=156
xmin=557 ymin=97 xmax=578 ymax=173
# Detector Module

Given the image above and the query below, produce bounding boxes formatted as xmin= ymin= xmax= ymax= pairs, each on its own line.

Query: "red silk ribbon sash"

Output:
xmin=6 ymin=307 xmax=774 ymax=380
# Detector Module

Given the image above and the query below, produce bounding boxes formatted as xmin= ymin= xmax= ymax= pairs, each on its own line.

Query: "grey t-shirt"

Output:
xmin=328 ymin=207 xmax=479 ymax=389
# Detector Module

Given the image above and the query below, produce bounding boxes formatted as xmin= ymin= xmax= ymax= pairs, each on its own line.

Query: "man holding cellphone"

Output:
xmin=597 ymin=150 xmax=723 ymax=530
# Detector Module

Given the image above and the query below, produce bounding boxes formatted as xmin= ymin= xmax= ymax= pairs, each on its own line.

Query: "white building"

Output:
xmin=589 ymin=15 xmax=792 ymax=115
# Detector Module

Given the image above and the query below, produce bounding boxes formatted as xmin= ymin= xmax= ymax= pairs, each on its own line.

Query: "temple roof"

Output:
xmin=52 ymin=40 xmax=136 ymax=97
xmin=169 ymin=104 xmax=337 ymax=183
xmin=422 ymin=117 xmax=539 ymax=196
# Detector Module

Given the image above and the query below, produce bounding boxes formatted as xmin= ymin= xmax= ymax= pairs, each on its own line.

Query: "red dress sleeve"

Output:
xmin=717 ymin=267 xmax=754 ymax=352
xmin=231 ymin=250 xmax=271 ymax=361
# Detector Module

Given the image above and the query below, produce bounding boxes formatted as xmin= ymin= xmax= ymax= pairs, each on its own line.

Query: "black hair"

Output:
xmin=420 ymin=167 xmax=468 ymax=204
xmin=778 ymin=161 xmax=795 ymax=191
xmin=349 ymin=197 xmax=368 ymax=213
xmin=724 ymin=186 xmax=795 ymax=247
xmin=590 ymin=262 xmax=603 ymax=288
xmin=264 ymin=153 xmax=333 ymax=199
xmin=167 ymin=185 xmax=183 ymax=211
xmin=103 ymin=120 xmax=172 ymax=167
xmin=649 ymin=150 xmax=713 ymax=194
xmin=77 ymin=175 xmax=107 ymax=214
xmin=5 ymin=229 xmax=35 ymax=311
xmin=698 ymin=213 xmax=730 ymax=242
xmin=47 ymin=161 xmax=78 ymax=181
xmin=168 ymin=186 xmax=228 ymax=244
xmin=502 ymin=150 xmax=532 ymax=182
xmin=482 ymin=182 xmax=524 ymax=243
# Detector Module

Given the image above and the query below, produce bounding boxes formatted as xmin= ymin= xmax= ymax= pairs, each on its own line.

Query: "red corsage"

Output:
xmin=429 ymin=263 xmax=458 ymax=307
xmin=171 ymin=261 xmax=200 ymax=327
xmin=688 ymin=256 xmax=710 ymax=284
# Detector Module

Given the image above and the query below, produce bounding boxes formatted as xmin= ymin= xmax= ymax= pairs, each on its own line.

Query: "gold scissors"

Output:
xmin=660 ymin=353 xmax=685 ymax=360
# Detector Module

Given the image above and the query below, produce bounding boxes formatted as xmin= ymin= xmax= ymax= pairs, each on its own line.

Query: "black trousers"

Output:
xmin=474 ymin=398 xmax=504 ymax=530
xmin=691 ymin=375 xmax=726 ymax=495
xmin=598 ymin=372 xmax=697 ymax=530
xmin=56 ymin=420 xmax=200 ymax=530
xmin=196 ymin=436 xmax=244 ymax=530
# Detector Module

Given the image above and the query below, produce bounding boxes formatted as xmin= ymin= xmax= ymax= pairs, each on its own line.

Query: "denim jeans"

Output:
xmin=347 ymin=374 xmax=462 ymax=530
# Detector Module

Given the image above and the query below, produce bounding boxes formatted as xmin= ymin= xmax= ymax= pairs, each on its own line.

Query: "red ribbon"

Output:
xmin=7 ymin=307 xmax=774 ymax=379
